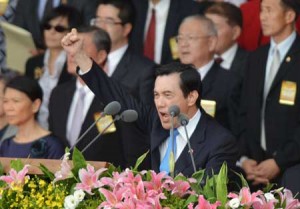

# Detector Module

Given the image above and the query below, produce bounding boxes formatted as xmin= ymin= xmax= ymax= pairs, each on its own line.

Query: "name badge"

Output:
xmin=169 ymin=37 xmax=179 ymax=60
xmin=94 ymin=112 xmax=116 ymax=134
xmin=34 ymin=67 xmax=43 ymax=79
xmin=201 ymin=99 xmax=216 ymax=117
xmin=279 ymin=81 xmax=297 ymax=106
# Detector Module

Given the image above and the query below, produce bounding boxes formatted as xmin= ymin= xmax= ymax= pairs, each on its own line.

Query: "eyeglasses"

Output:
xmin=175 ymin=35 xmax=209 ymax=43
xmin=43 ymin=23 xmax=69 ymax=33
xmin=90 ymin=17 xmax=123 ymax=27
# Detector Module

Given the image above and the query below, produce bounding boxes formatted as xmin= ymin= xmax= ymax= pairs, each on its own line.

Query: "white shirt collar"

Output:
xmin=107 ymin=44 xmax=128 ymax=76
xmin=197 ymin=60 xmax=214 ymax=80
xmin=269 ymin=31 xmax=296 ymax=62
xmin=218 ymin=43 xmax=238 ymax=70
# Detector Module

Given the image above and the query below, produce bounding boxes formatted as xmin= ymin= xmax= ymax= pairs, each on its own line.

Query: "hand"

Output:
xmin=254 ymin=159 xmax=280 ymax=182
xmin=242 ymin=159 xmax=258 ymax=181
xmin=61 ymin=28 xmax=92 ymax=72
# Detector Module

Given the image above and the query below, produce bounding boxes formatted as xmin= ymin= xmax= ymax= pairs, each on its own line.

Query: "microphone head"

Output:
xmin=168 ymin=105 xmax=180 ymax=117
xmin=121 ymin=109 xmax=138 ymax=122
xmin=178 ymin=113 xmax=189 ymax=126
xmin=104 ymin=101 xmax=121 ymax=115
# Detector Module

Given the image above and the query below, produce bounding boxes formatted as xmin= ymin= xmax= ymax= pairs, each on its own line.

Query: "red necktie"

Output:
xmin=144 ymin=9 xmax=156 ymax=60
xmin=214 ymin=57 xmax=223 ymax=64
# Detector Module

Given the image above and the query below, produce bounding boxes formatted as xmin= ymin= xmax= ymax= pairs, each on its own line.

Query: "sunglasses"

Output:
xmin=43 ymin=23 xmax=69 ymax=33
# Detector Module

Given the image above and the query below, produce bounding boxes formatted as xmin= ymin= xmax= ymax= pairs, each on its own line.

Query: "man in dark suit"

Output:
xmin=13 ymin=0 xmax=98 ymax=50
xmin=130 ymin=0 xmax=200 ymax=64
xmin=177 ymin=15 xmax=241 ymax=135
xmin=89 ymin=0 xmax=156 ymax=168
xmin=49 ymin=26 xmax=125 ymax=167
xmin=238 ymin=0 xmax=300 ymax=187
xmin=61 ymin=29 xmax=238 ymax=177
xmin=205 ymin=2 xmax=249 ymax=79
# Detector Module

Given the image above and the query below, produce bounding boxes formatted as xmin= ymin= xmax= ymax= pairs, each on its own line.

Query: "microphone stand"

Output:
xmin=170 ymin=114 xmax=176 ymax=178
xmin=81 ymin=115 xmax=121 ymax=154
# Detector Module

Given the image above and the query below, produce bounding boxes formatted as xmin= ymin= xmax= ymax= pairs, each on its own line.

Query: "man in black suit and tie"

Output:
xmin=49 ymin=26 xmax=125 ymax=167
xmin=238 ymin=0 xmax=300 ymax=187
xmin=130 ymin=0 xmax=201 ymax=64
xmin=205 ymin=2 xmax=249 ymax=79
xmin=177 ymin=15 xmax=241 ymax=135
xmin=89 ymin=0 xmax=156 ymax=168
xmin=61 ymin=28 xmax=238 ymax=177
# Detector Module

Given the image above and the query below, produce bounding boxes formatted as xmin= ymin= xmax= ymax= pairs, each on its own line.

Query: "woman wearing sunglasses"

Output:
xmin=25 ymin=5 xmax=82 ymax=129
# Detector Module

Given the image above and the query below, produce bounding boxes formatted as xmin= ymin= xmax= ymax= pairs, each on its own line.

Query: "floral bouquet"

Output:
xmin=0 ymin=149 xmax=299 ymax=209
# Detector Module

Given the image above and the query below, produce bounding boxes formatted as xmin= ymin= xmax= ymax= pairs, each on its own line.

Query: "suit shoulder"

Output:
xmin=51 ymin=80 xmax=75 ymax=96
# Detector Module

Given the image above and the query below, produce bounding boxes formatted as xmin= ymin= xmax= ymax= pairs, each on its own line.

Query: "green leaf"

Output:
xmin=10 ymin=159 xmax=24 ymax=171
xmin=233 ymin=171 xmax=249 ymax=188
xmin=0 ymin=162 xmax=4 ymax=176
xmin=184 ymin=194 xmax=198 ymax=207
xmin=72 ymin=148 xmax=87 ymax=175
xmin=132 ymin=150 xmax=149 ymax=171
xmin=216 ymin=163 xmax=228 ymax=208
xmin=39 ymin=164 xmax=55 ymax=180
xmin=203 ymin=176 xmax=215 ymax=198
xmin=263 ymin=183 xmax=275 ymax=193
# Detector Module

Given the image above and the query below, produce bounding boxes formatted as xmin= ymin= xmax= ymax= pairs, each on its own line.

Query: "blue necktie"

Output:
xmin=160 ymin=129 xmax=179 ymax=174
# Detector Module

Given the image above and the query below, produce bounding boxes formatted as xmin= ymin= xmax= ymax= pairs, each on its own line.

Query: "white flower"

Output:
xmin=64 ymin=195 xmax=78 ymax=209
xmin=264 ymin=192 xmax=275 ymax=202
xmin=228 ymin=198 xmax=240 ymax=209
xmin=74 ymin=189 xmax=85 ymax=202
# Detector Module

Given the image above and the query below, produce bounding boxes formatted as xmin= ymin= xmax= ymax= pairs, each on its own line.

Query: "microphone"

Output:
xmin=178 ymin=113 xmax=196 ymax=173
xmin=81 ymin=109 xmax=138 ymax=154
xmin=69 ymin=101 xmax=121 ymax=152
xmin=168 ymin=105 xmax=180 ymax=177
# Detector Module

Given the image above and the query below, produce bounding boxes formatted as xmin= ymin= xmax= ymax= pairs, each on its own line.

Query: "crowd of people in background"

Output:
xmin=0 ymin=0 xmax=300 ymax=196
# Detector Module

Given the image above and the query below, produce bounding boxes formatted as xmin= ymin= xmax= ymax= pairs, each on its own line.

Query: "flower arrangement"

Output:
xmin=0 ymin=149 xmax=299 ymax=209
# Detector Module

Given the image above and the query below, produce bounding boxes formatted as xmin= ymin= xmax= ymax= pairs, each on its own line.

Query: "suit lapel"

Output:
xmin=61 ymin=81 xmax=77 ymax=139
xmin=175 ymin=113 xmax=207 ymax=174
xmin=202 ymin=63 xmax=219 ymax=97
xmin=269 ymin=36 xmax=300 ymax=95
xmin=111 ymin=49 xmax=131 ymax=80
xmin=161 ymin=0 xmax=179 ymax=63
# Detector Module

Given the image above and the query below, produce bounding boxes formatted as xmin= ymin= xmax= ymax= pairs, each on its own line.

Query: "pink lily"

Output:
xmin=194 ymin=195 xmax=221 ymax=209
xmin=53 ymin=152 xmax=73 ymax=183
xmin=171 ymin=180 xmax=192 ymax=197
xmin=0 ymin=164 xmax=30 ymax=190
xmin=277 ymin=189 xmax=300 ymax=209
xmin=228 ymin=187 xmax=262 ymax=208
xmin=75 ymin=164 xmax=107 ymax=194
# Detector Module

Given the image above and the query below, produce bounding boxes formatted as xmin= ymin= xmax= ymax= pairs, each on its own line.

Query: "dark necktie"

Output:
xmin=43 ymin=0 xmax=54 ymax=19
xmin=144 ymin=9 xmax=156 ymax=61
xmin=214 ymin=57 xmax=223 ymax=64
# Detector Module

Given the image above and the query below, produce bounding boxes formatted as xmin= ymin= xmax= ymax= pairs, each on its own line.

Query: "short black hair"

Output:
xmin=98 ymin=0 xmax=135 ymax=25
xmin=155 ymin=62 xmax=202 ymax=108
xmin=77 ymin=26 xmax=111 ymax=54
xmin=281 ymin=0 xmax=300 ymax=19
xmin=41 ymin=5 xmax=83 ymax=31
xmin=5 ymin=76 xmax=43 ymax=103
xmin=205 ymin=2 xmax=243 ymax=28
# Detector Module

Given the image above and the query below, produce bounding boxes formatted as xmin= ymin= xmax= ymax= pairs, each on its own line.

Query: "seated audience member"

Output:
xmin=0 ymin=76 xmax=65 ymax=159
xmin=61 ymin=29 xmax=239 ymax=177
xmin=205 ymin=2 xmax=249 ymax=78
xmin=238 ymin=0 xmax=300 ymax=188
xmin=25 ymin=5 xmax=82 ymax=129
xmin=0 ymin=73 xmax=18 ymax=142
xmin=177 ymin=15 xmax=241 ymax=135
xmin=49 ymin=26 xmax=126 ymax=167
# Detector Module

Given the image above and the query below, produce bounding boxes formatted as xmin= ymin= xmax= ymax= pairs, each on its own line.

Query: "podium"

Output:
xmin=0 ymin=157 xmax=107 ymax=174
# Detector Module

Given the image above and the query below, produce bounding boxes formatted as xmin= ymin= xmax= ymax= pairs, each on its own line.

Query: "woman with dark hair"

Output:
xmin=25 ymin=5 xmax=82 ymax=129
xmin=0 ymin=76 xmax=65 ymax=159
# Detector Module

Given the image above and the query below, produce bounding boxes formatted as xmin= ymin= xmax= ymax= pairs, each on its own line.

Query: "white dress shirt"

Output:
xmin=144 ymin=0 xmax=170 ymax=64
xmin=217 ymin=43 xmax=238 ymax=70
xmin=66 ymin=80 xmax=95 ymax=143
xmin=197 ymin=60 xmax=214 ymax=81
xmin=159 ymin=109 xmax=201 ymax=162
xmin=106 ymin=44 xmax=128 ymax=77
xmin=38 ymin=49 xmax=66 ymax=129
